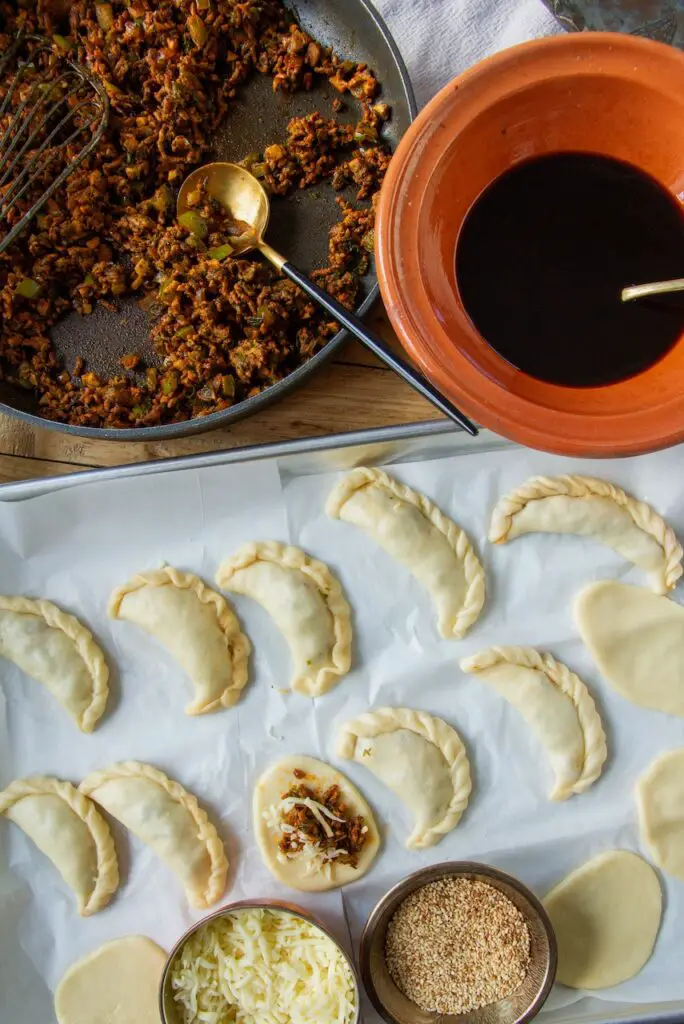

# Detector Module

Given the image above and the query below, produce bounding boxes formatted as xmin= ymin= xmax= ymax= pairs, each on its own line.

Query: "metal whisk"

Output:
xmin=0 ymin=34 xmax=109 ymax=255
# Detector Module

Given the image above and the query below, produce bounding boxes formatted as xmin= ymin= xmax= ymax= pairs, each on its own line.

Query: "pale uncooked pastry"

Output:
xmin=80 ymin=761 xmax=227 ymax=909
xmin=489 ymin=475 xmax=682 ymax=594
xmin=336 ymin=707 xmax=471 ymax=848
xmin=0 ymin=776 xmax=118 ymax=916
xmin=216 ymin=542 xmax=351 ymax=696
xmin=253 ymin=754 xmax=380 ymax=892
xmin=109 ymin=568 xmax=250 ymax=715
xmin=636 ymin=748 xmax=684 ymax=881
xmin=326 ymin=467 xmax=485 ymax=639
xmin=575 ymin=580 xmax=684 ymax=716
xmin=0 ymin=596 xmax=108 ymax=732
xmin=543 ymin=851 xmax=662 ymax=989
xmin=460 ymin=647 xmax=607 ymax=800
xmin=55 ymin=935 xmax=167 ymax=1024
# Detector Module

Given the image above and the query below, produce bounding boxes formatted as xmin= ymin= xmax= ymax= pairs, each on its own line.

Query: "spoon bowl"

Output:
xmin=177 ymin=161 xmax=270 ymax=257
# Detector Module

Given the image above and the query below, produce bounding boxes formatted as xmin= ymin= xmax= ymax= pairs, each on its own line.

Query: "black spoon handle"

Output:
xmin=281 ymin=261 xmax=478 ymax=437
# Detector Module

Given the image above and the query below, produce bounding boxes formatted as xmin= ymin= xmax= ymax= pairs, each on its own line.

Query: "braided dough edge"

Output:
xmin=326 ymin=466 xmax=485 ymax=638
xmin=488 ymin=475 xmax=683 ymax=593
xmin=0 ymin=596 xmax=109 ymax=732
xmin=215 ymin=541 xmax=351 ymax=697
xmin=336 ymin=706 xmax=472 ymax=849
xmin=461 ymin=646 xmax=607 ymax=800
xmin=0 ymin=775 xmax=119 ymax=915
xmin=108 ymin=568 xmax=250 ymax=714
xmin=80 ymin=760 xmax=228 ymax=909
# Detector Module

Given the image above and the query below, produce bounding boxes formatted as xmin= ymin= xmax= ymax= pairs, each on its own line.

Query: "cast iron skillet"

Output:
xmin=0 ymin=0 xmax=417 ymax=441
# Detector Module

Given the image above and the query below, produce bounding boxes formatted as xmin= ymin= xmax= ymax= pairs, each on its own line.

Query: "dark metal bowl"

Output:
xmin=0 ymin=0 xmax=416 ymax=441
xmin=360 ymin=861 xmax=558 ymax=1024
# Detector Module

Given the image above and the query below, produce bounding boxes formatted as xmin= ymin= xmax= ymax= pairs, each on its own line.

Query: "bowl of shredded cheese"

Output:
xmin=360 ymin=862 xmax=557 ymax=1024
xmin=160 ymin=900 xmax=360 ymax=1024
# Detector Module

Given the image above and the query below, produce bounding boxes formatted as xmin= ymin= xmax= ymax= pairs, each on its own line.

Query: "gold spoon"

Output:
xmin=622 ymin=278 xmax=684 ymax=302
xmin=177 ymin=162 xmax=477 ymax=436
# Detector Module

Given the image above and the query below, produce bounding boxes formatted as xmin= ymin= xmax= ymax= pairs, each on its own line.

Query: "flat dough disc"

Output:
xmin=575 ymin=581 xmax=684 ymax=716
xmin=637 ymin=749 xmax=684 ymax=881
xmin=543 ymin=851 xmax=662 ymax=989
xmin=55 ymin=936 xmax=166 ymax=1024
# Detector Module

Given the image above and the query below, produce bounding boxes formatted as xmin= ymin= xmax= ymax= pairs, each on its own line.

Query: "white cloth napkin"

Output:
xmin=373 ymin=0 xmax=562 ymax=107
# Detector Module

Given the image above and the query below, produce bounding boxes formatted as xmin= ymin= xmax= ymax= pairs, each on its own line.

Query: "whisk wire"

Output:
xmin=0 ymin=35 xmax=109 ymax=255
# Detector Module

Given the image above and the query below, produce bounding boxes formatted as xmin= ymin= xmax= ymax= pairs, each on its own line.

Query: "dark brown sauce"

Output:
xmin=455 ymin=153 xmax=684 ymax=387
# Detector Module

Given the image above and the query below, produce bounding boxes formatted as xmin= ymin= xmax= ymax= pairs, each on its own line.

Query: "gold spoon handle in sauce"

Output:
xmin=622 ymin=278 xmax=684 ymax=302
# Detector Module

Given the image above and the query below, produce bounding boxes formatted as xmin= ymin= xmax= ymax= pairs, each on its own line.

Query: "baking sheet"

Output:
xmin=2 ymin=438 xmax=684 ymax=1023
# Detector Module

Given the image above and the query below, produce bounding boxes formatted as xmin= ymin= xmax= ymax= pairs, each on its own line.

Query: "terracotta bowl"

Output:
xmin=376 ymin=33 xmax=684 ymax=456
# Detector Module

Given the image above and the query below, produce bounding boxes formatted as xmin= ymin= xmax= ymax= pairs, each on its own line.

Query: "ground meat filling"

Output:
xmin=276 ymin=781 xmax=368 ymax=871
xmin=0 ymin=0 xmax=391 ymax=428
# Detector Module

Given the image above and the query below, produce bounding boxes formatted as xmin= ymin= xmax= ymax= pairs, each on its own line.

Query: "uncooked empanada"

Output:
xmin=0 ymin=776 xmax=118 ymax=915
xmin=636 ymin=748 xmax=684 ymax=881
xmin=108 ymin=568 xmax=250 ymax=715
xmin=575 ymin=581 xmax=684 ymax=716
xmin=253 ymin=755 xmax=380 ymax=892
xmin=80 ymin=761 xmax=227 ymax=909
xmin=489 ymin=475 xmax=682 ymax=594
xmin=460 ymin=647 xmax=607 ymax=800
xmin=326 ymin=467 xmax=485 ymax=638
xmin=216 ymin=542 xmax=351 ymax=696
xmin=336 ymin=707 xmax=471 ymax=848
xmin=0 ymin=596 xmax=108 ymax=732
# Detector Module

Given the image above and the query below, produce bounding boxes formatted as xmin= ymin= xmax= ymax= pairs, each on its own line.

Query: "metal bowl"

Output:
xmin=360 ymin=862 xmax=557 ymax=1024
xmin=159 ymin=898 xmax=361 ymax=1024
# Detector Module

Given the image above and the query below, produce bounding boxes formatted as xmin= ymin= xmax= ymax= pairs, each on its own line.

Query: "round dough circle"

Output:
xmin=253 ymin=754 xmax=380 ymax=892
xmin=637 ymin=748 xmax=684 ymax=882
xmin=54 ymin=935 xmax=167 ymax=1024
xmin=543 ymin=851 xmax=662 ymax=989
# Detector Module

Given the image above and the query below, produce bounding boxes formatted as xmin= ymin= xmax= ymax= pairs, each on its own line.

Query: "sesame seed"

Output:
xmin=385 ymin=877 xmax=531 ymax=1015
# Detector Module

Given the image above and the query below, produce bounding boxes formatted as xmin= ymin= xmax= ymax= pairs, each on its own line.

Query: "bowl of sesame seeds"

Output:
xmin=360 ymin=862 xmax=557 ymax=1024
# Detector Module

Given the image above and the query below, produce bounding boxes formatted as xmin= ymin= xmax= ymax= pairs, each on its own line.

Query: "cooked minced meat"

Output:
xmin=0 ymin=0 xmax=390 ymax=428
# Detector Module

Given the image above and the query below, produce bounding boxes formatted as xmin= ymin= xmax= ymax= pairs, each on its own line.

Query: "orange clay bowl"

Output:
xmin=376 ymin=32 xmax=684 ymax=457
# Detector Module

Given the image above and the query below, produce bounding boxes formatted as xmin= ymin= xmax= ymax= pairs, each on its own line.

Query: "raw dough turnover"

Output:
xmin=543 ymin=850 xmax=662 ymax=989
xmin=253 ymin=754 xmax=380 ymax=891
xmin=336 ymin=706 xmax=471 ymax=848
xmin=0 ymin=776 xmax=118 ymax=916
xmin=109 ymin=567 xmax=250 ymax=715
xmin=489 ymin=475 xmax=682 ymax=594
xmin=575 ymin=580 xmax=684 ymax=716
xmin=55 ymin=935 xmax=167 ymax=1024
xmin=0 ymin=596 xmax=108 ymax=732
xmin=216 ymin=542 xmax=351 ymax=696
xmin=460 ymin=647 xmax=607 ymax=800
xmin=636 ymin=748 xmax=684 ymax=882
xmin=326 ymin=467 xmax=485 ymax=639
xmin=80 ymin=761 xmax=227 ymax=908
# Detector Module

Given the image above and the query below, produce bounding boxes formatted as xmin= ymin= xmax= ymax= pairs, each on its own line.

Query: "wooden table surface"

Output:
xmin=0 ymin=306 xmax=443 ymax=485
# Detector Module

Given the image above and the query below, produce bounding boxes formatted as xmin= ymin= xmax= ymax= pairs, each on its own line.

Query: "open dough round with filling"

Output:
xmin=253 ymin=755 xmax=380 ymax=892
xmin=54 ymin=935 xmax=166 ymax=1024
xmin=543 ymin=850 xmax=662 ymax=989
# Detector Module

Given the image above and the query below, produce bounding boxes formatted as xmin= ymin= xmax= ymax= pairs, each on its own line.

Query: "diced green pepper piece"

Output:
xmin=220 ymin=374 xmax=235 ymax=398
xmin=15 ymin=278 xmax=41 ymax=299
xmin=187 ymin=15 xmax=208 ymax=47
xmin=178 ymin=210 xmax=208 ymax=240
xmin=84 ymin=273 xmax=95 ymax=286
xmin=52 ymin=34 xmax=73 ymax=51
xmin=175 ymin=326 xmax=193 ymax=339
xmin=361 ymin=229 xmax=375 ymax=254
xmin=96 ymin=3 xmax=114 ymax=31
xmin=150 ymin=185 xmax=173 ymax=212
xmin=206 ymin=243 xmax=233 ymax=261
xmin=161 ymin=370 xmax=179 ymax=395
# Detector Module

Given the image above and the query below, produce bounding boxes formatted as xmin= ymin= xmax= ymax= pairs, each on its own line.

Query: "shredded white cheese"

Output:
xmin=170 ymin=908 xmax=357 ymax=1024
xmin=263 ymin=797 xmax=349 ymax=877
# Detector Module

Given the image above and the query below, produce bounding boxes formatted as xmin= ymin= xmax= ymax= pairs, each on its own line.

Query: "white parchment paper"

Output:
xmin=2 ymin=436 xmax=684 ymax=1023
